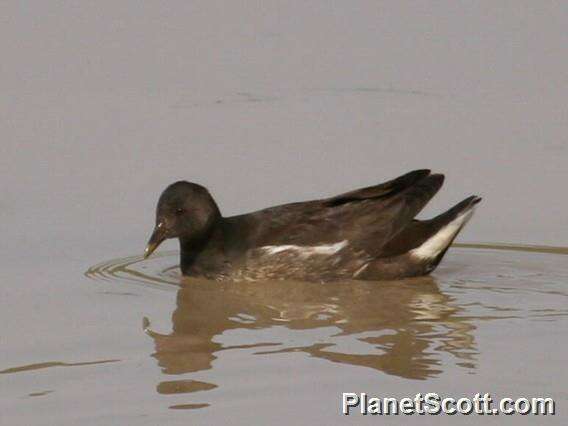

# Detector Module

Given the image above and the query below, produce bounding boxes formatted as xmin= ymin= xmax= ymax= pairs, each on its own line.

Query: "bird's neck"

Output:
xmin=178 ymin=218 xmax=225 ymax=275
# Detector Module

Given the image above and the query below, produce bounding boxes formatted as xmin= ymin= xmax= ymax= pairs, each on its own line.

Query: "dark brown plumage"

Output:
xmin=144 ymin=170 xmax=481 ymax=282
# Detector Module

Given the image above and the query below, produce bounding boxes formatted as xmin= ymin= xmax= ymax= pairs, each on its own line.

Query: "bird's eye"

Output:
xmin=175 ymin=208 xmax=185 ymax=215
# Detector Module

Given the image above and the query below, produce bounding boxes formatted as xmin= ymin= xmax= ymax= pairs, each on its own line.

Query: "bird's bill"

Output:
xmin=144 ymin=222 xmax=167 ymax=259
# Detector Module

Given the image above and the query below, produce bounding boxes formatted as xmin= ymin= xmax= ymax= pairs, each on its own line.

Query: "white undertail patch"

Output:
xmin=262 ymin=240 xmax=348 ymax=258
xmin=410 ymin=208 xmax=476 ymax=260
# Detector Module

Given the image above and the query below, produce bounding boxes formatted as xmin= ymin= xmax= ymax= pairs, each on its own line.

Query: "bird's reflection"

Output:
xmin=146 ymin=277 xmax=476 ymax=404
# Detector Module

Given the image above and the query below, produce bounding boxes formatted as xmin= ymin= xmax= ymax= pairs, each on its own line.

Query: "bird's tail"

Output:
xmin=408 ymin=195 xmax=482 ymax=267
xmin=356 ymin=195 xmax=481 ymax=280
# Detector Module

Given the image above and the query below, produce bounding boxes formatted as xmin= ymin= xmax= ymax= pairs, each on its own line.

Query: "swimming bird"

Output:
xmin=144 ymin=170 xmax=481 ymax=282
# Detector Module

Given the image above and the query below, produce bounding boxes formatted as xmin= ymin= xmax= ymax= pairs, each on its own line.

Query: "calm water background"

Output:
xmin=1 ymin=1 xmax=567 ymax=425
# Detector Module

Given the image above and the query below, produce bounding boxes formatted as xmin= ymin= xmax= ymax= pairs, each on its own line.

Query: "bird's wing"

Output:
xmin=324 ymin=169 xmax=431 ymax=206
xmin=229 ymin=170 xmax=445 ymax=257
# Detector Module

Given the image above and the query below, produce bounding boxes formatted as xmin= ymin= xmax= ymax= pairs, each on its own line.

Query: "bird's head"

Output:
xmin=144 ymin=181 xmax=220 ymax=258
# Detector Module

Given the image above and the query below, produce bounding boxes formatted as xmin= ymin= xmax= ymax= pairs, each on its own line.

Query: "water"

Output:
xmin=2 ymin=1 xmax=568 ymax=424
xmin=1 ymin=245 xmax=565 ymax=425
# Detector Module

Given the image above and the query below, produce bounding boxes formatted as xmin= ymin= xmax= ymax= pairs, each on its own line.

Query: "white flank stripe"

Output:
xmin=262 ymin=240 xmax=348 ymax=257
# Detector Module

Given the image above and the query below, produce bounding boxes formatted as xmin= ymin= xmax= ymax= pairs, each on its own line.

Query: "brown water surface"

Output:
xmin=4 ymin=245 xmax=566 ymax=425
